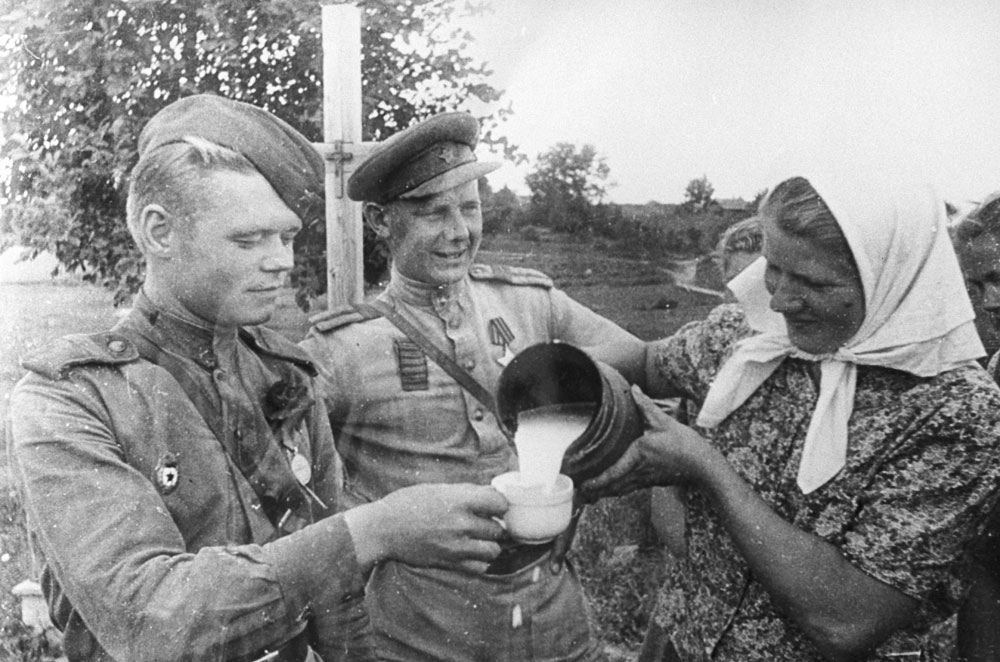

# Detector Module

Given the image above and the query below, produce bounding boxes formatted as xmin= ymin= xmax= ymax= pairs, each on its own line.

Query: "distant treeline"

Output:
xmin=480 ymin=186 xmax=756 ymax=259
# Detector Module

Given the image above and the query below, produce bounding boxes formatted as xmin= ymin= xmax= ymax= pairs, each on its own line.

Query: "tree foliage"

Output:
xmin=0 ymin=0 xmax=515 ymax=306
xmin=683 ymin=174 xmax=715 ymax=212
xmin=524 ymin=143 xmax=610 ymax=234
xmin=481 ymin=184 xmax=522 ymax=234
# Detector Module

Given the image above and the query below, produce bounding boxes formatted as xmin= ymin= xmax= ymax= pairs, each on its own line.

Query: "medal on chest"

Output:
xmin=489 ymin=317 xmax=516 ymax=366
xmin=154 ymin=451 xmax=180 ymax=495
xmin=281 ymin=427 xmax=327 ymax=509
xmin=290 ymin=449 xmax=312 ymax=485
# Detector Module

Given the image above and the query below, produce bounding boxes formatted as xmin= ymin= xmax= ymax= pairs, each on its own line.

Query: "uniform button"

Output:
xmin=107 ymin=339 xmax=127 ymax=353
xmin=448 ymin=318 xmax=460 ymax=329
xmin=462 ymin=358 xmax=475 ymax=370
xmin=472 ymin=409 xmax=485 ymax=421
xmin=215 ymin=369 xmax=227 ymax=381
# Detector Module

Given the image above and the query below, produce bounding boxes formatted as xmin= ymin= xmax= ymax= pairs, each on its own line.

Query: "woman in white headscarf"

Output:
xmin=583 ymin=172 xmax=1000 ymax=662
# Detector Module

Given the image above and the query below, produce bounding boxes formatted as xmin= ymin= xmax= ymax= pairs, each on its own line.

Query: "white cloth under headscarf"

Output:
xmin=695 ymin=169 xmax=985 ymax=494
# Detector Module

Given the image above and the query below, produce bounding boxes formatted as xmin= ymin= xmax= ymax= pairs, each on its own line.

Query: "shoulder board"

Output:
xmin=242 ymin=326 xmax=318 ymax=376
xmin=20 ymin=332 xmax=140 ymax=381
xmin=308 ymin=303 xmax=382 ymax=333
xmin=468 ymin=264 xmax=554 ymax=289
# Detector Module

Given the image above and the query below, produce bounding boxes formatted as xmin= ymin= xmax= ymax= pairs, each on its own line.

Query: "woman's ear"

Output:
xmin=364 ymin=202 xmax=390 ymax=239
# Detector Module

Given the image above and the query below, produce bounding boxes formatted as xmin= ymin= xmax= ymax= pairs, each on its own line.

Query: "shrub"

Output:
xmin=519 ymin=225 xmax=542 ymax=242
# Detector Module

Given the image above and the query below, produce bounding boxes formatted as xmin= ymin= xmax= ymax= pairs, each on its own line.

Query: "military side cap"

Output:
xmin=348 ymin=112 xmax=500 ymax=203
xmin=137 ymin=94 xmax=324 ymax=223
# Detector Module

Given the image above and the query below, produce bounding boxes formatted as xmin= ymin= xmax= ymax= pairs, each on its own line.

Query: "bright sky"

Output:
xmin=460 ymin=0 xmax=1000 ymax=207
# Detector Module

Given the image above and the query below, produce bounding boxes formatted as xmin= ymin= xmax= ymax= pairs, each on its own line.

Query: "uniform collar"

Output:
xmin=129 ymin=291 xmax=318 ymax=376
xmin=385 ymin=266 xmax=470 ymax=313
xmin=132 ymin=290 xmax=236 ymax=370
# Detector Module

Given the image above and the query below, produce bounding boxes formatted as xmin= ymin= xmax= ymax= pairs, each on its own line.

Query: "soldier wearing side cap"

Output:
xmin=8 ymin=95 xmax=509 ymax=662
xmin=300 ymin=112 xmax=646 ymax=662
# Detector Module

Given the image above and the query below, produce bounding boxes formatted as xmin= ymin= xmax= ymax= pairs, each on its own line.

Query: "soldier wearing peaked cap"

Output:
xmin=8 ymin=95 xmax=509 ymax=662
xmin=301 ymin=112 xmax=647 ymax=662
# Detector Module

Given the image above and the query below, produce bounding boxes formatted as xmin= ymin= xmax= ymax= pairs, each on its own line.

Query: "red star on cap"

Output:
xmin=436 ymin=144 xmax=461 ymax=165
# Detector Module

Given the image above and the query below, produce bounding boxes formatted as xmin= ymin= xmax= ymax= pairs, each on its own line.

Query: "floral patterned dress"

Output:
xmin=646 ymin=304 xmax=1000 ymax=661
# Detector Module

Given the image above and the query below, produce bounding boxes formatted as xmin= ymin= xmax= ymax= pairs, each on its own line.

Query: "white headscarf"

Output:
xmin=695 ymin=169 xmax=985 ymax=494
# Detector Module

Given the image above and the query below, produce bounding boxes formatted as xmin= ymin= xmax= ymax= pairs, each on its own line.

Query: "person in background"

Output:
xmin=300 ymin=111 xmax=646 ymax=662
xmin=950 ymin=191 xmax=1000 ymax=662
xmin=953 ymin=192 xmax=1000 ymax=366
xmin=7 ymin=94 xmax=508 ymax=662
xmin=716 ymin=215 xmax=764 ymax=284
xmin=583 ymin=170 xmax=1000 ymax=661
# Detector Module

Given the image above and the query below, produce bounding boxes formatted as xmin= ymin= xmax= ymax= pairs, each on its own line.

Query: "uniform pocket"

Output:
xmin=527 ymin=562 xmax=599 ymax=662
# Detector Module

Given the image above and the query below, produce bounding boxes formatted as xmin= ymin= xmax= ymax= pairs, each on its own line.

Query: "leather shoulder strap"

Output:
xmin=117 ymin=327 xmax=238 ymax=460
xmin=354 ymin=299 xmax=501 ymax=422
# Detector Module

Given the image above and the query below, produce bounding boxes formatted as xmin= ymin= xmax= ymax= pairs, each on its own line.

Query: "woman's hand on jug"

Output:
xmin=580 ymin=386 xmax=720 ymax=500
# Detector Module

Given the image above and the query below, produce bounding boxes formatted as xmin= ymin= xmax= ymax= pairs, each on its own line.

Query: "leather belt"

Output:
xmin=485 ymin=540 xmax=554 ymax=575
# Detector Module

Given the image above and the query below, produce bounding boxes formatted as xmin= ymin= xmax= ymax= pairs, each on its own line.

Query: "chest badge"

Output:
xmin=290 ymin=448 xmax=313 ymax=486
xmin=489 ymin=317 xmax=516 ymax=367
xmin=155 ymin=452 xmax=180 ymax=495
xmin=282 ymin=428 xmax=328 ymax=509
xmin=395 ymin=338 xmax=430 ymax=391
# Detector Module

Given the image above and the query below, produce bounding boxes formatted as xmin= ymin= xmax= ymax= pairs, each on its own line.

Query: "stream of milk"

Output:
xmin=513 ymin=403 xmax=594 ymax=491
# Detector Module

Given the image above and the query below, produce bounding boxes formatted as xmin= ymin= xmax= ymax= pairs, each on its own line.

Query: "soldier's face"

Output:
xmin=385 ymin=179 xmax=483 ymax=286
xmin=957 ymin=233 xmax=1000 ymax=357
xmin=170 ymin=170 xmax=300 ymax=328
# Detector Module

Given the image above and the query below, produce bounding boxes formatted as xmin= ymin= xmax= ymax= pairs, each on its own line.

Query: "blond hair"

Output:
xmin=951 ymin=192 xmax=1000 ymax=247
xmin=126 ymin=136 xmax=256 ymax=251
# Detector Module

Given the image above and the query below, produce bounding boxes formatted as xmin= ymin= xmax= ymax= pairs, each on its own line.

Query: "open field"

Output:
xmin=0 ymin=232 xmax=724 ymax=659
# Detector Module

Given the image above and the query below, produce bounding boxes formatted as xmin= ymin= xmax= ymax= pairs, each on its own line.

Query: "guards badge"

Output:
xmin=155 ymin=452 xmax=180 ymax=495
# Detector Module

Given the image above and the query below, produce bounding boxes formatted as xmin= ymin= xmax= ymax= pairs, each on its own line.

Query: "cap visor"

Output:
xmin=399 ymin=161 xmax=502 ymax=199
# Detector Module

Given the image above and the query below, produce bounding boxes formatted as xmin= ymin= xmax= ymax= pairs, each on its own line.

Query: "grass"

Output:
xmin=0 ymin=233 xmax=723 ymax=660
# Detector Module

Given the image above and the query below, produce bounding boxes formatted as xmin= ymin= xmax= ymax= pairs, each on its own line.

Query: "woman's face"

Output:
xmin=761 ymin=215 xmax=866 ymax=354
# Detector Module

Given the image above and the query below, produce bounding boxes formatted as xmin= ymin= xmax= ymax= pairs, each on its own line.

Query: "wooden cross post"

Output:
xmin=317 ymin=2 xmax=376 ymax=308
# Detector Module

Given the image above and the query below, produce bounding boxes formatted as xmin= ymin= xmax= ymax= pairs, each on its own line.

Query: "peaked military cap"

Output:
xmin=137 ymin=94 xmax=325 ymax=223
xmin=347 ymin=112 xmax=501 ymax=204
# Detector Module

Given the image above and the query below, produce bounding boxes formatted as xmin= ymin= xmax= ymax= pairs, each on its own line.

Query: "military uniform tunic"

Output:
xmin=9 ymin=294 xmax=369 ymax=662
xmin=301 ymin=265 xmax=638 ymax=662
